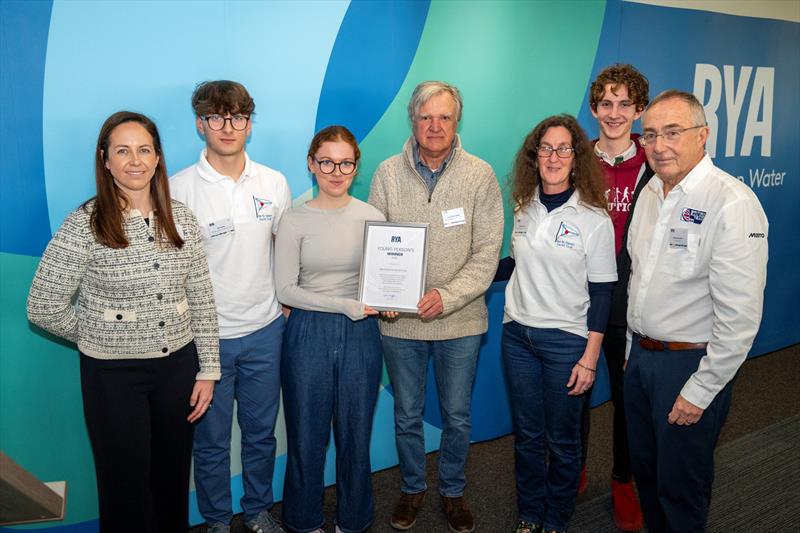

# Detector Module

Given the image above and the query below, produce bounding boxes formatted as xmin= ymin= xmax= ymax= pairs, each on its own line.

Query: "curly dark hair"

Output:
xmin=589 ymin=64 xmax=649 ymax=112
xmin=510 ymin=114 xmax=607 ymax=212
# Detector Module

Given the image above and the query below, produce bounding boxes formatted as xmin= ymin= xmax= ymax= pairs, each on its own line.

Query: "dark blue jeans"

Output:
xmin=193 ymin=317 xmax=284 ymax=525
xmin=625 ymin=336 xmax=734 ymax=533
xmin=502 ymin=321 xmax=587 ymax=531
xmin=381 ymin=334 xmax=482 ymax=497
xmin=281 ymin=309 xmax=382 ymax=533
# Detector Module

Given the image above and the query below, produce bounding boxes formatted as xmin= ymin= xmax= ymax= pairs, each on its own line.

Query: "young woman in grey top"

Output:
xmin=27 ymin=112 xmax=219 ymax=532
xmin=275 ymin=126 xmax=388 ymax=532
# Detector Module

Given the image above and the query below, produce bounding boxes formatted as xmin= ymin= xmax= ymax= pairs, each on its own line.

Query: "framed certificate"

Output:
xmin=358 ymin=221 xmax=429 ymax=313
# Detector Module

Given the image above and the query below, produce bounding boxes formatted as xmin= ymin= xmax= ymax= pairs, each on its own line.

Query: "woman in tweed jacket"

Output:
xmin=27 ymin=111 xmax=220 ymax=533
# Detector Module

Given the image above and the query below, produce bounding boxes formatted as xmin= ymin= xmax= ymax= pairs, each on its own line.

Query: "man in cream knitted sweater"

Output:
xmin=369 ymin=81 xmax=504 ymax=532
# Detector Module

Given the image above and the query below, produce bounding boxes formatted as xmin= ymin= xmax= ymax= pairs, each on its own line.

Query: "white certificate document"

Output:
xmin=359 ymin=222 xmax=429 ymax=312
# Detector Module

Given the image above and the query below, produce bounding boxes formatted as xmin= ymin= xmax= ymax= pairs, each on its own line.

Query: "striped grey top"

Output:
xmin=27 ymin=199 xmax=220 ymax=380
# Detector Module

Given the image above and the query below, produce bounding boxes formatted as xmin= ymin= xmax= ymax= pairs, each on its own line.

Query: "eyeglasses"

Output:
xmin=202 ymin=114 xmax=250 ymax=131
xmin=639 ymin=125 xmax=705 ymax=146
xmin=313 ymin=158 xmax=356 ymax=175
xmin=536 ymin=145 xmax=575 ymax=159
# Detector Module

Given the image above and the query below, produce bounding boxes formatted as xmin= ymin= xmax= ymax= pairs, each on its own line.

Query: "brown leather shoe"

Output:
xmin=442 ymin=495 xmax=475 ymax=533
xmin=390 ymin=490 xmax=425 ymax=530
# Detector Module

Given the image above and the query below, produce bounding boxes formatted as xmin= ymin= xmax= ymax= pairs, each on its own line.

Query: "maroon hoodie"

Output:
xmin=594 ymin=134 xmax=649 ymax=256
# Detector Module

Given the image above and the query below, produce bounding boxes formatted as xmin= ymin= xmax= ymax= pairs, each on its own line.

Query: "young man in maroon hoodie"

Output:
xmin=580 ymin=64 xmax=653 ymax=532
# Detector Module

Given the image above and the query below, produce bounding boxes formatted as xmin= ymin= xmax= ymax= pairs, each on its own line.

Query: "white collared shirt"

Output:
xmin=504 ymin=189 xmax=617 ymax=338
xmin=627 ymin=154 xmax=768 ymax=408
xmin=170 ymin=150 xmax=291 ymax=339
xmin=594 ymin=140 xmax=637 ymax=166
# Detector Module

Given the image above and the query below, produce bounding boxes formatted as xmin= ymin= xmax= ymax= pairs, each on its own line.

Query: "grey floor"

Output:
xmin=191 ymin=344 xmax=800 ymax=532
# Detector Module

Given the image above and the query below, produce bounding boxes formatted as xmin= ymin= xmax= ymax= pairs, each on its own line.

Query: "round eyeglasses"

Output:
xmin=537 ymin=145 xmax=575 ymax=158
xmin=202 ymin=114 xmax=250 ymax=131
xmin=313 ymin=158 xmax=356 ymax=175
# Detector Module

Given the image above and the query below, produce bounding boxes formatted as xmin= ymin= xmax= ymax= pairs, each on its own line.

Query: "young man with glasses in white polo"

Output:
xmin=171 ymin=80 xmax=291 ymax=533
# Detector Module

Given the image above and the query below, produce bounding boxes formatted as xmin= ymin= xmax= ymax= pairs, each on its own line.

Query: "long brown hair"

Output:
xmin=88 ymin=111 xmax=183 ymax=249
xmin=510 ymin=114 xmax=607 ymax=212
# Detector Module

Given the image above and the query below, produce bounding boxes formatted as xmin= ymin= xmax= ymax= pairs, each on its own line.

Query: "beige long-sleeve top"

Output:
xmin=275 ymin=198 xmax=385 ymax=321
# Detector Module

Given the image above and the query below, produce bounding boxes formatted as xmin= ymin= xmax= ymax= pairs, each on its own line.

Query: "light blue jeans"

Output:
xmin=381 ymin=334 xmax=482 ymax=497
xmin=193 ymin=316 xmax=284 ymax=525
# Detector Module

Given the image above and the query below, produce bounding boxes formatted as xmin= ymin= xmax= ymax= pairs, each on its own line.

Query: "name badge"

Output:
xmin=669 ymin=227 xmax=688 ymax=249
xmin=513 ymin=216 xmax=528 ymax=236
xmin=442 ymin=207 xmax=466 ymax=228
xmin=208 ymin=217 xmax=235 ymax=239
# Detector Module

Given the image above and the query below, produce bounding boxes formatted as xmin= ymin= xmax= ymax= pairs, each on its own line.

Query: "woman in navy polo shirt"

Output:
xmin=503 ymin=114 xmax=617 ymax=533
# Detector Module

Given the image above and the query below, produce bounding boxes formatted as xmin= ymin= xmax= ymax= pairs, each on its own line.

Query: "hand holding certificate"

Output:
xmin=358 ymin=222 xmax=429 ymax=313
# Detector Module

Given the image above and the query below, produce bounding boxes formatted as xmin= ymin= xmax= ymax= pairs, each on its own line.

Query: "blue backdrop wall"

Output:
xmin=1 ymin=1 xmax=797 ymax=530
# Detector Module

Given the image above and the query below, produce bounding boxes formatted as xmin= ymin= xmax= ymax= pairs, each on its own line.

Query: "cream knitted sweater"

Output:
xmin=369 ymin=136 xmax=504 ymax=340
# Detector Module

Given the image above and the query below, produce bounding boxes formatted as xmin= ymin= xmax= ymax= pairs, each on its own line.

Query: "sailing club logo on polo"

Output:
xmin=253 ymin=196 xmax=273 ymax=221
xmin=681 ymin=207 xmax=706 ymax=224
xmin=554 ymin=221 xmax=580 ymax=249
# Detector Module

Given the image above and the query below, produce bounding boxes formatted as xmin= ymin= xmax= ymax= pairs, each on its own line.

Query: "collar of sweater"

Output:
xmin=402 ymin=134 xmax=463 ymax=178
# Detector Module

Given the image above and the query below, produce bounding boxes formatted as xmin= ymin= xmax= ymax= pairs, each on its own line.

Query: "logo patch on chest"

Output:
xmin=253 ymin=196 xmax=273 ymax=221
xmin=681 ymin=207 xmax=706 ymax=224
xmin=554 ymin=221 xmax=580 ymax=248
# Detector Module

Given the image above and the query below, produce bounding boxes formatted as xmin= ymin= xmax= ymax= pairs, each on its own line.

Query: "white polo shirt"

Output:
xmin=627 ymin=154 xmax=768 ymax=408
xmin=504 ymin=189 xmax=617 ymax=338
xmin=170 ymin=150 xmax=291 ymax=339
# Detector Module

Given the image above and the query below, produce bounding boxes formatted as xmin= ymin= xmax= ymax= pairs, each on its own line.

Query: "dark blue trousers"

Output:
xmin=624 ymin=337 xmax=734 ymax=533
xmin=281 ymin=309 xmax=382 ymax=533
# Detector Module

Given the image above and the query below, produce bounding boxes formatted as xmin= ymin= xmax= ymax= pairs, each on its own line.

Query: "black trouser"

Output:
xmin=580 ymin=325 xmax=632 ymax=481
xmin=80 ymin=342 xmax=198 ymax=532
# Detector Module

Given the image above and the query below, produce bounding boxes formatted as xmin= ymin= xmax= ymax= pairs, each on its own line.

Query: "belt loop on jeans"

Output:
xmin=636 ymin=334 xmax=708 ymax=352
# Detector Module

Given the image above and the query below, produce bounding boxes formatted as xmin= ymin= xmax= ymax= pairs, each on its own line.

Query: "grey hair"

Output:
xmin=407 ymin=81 xmax=463 ymax=122
xmin=645 ymin=89 xmax=707 ymax=126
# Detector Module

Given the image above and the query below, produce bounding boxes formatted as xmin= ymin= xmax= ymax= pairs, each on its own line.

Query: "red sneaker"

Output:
xmin=611 ymin=479 xmax=644 ymax=531
xmin=577 ymin=466 xmax=588 ymax=496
